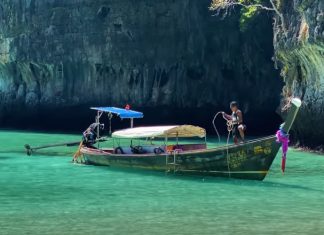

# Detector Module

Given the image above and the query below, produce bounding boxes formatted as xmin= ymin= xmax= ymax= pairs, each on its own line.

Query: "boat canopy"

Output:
xmin=112 ymin=125 xmax=206 ymax=138
xmin=90 ymin=107 xmax=144 ymax=119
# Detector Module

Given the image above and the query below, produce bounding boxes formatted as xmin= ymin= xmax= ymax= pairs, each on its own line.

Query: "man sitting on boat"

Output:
xmin=82 ymin=122 xmax=104 ymax=147
xmin=222 ymin=101 xmax=246 ymax=144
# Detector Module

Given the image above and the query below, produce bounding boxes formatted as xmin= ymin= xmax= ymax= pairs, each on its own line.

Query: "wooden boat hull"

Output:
xmin=81 ymin=135 xmax=280 ymax=181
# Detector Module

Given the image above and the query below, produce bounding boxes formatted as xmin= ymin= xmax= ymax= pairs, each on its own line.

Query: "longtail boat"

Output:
xmin=78 ymin=99 xmax=301 ymax=180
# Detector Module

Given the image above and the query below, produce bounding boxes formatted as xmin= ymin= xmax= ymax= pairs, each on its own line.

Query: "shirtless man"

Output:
xmin=222 ymin=101 xmax=246 ymax=144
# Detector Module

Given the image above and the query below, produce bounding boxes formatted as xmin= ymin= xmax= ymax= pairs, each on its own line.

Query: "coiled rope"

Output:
xmin=212 ymin=111 xmax=234 ymax=143
xmin=212 ymin=111 xmax=234 ymax=178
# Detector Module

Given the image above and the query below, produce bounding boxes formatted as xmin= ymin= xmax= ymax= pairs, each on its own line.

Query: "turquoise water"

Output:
xmin=0 ymin=130 xmax=324 ymax=235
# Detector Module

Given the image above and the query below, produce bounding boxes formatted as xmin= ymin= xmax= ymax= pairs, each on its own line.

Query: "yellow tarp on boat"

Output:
xmin=111 ymin=125 xmax=206 ymax=138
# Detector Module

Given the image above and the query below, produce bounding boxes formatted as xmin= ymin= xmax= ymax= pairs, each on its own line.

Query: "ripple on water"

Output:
xmin=0 ymin=131 xmax=324 ymax=235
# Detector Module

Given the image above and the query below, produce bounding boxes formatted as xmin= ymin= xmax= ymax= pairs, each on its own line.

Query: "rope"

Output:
xmin=212 ymin=112 xmax=225 ymax=143
xmin=226 ymin=129 xmax=232 ymax=178
xmin=212 ymin=111 xmax=234 ymax=143
xmin=212 ymin=111 xmax=234 ymax=178
xmin=72 ymin=141 xmax=83 ymax=163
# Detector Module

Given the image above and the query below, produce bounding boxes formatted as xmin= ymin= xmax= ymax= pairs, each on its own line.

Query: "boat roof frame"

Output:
xmin=90 ymin=106 xmax=144 ymax=138
xmin=90 ymin=107 xmax=144 ymax=119
xmin=111 ymin=125 xmax=206 ymax=139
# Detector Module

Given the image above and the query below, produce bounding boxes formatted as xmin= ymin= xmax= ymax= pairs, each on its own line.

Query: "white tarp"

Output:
xmin=112 ymin=125 xmax=206 ymax=138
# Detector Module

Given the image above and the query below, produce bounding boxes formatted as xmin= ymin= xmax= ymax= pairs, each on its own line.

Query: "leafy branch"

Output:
xmin=210 ymin=0 xmax=287 ymax=34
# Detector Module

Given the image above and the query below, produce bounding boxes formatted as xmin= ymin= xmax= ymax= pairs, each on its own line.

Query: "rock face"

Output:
xmin=0 ymin=0 xmax=282 ymax=133
xmin=274 ymin=0 xmax=324 ymax=148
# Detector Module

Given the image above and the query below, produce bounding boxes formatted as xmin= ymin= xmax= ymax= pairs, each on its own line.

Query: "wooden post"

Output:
xmin=96 ymin=111 xmax=100 ymax=138
xmin=109 ymin=112 xmax=112 ymax=136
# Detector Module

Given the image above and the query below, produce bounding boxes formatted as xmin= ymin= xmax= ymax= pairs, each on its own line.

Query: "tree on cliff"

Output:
xmin=210 ymin=0 xmax=292 ymax=107
xmin=210 ymin=0 xmax=286 ymax=33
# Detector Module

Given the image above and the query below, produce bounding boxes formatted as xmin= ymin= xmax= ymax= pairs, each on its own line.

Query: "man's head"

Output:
xmin=230 ymin=101 xmax=238 ymax=112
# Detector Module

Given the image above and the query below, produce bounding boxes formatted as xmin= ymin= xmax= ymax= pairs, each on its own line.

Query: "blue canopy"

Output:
xmin=90 ymin=107 xmax=144 ymax=119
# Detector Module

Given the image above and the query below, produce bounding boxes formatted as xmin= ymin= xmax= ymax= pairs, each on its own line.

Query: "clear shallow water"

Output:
xmin=0 ymin=130 xmax=324 ymax=235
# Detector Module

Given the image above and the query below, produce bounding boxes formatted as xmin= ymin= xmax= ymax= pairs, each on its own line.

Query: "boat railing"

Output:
xmin=166 ymin=149 xmax=181 ymax=173
xmin=203 ymin=135 xmax=278 ymax=152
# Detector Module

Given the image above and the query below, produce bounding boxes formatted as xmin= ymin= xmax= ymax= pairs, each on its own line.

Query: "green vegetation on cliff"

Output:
xmin=211 ymin=0 xmax=324 ymax=148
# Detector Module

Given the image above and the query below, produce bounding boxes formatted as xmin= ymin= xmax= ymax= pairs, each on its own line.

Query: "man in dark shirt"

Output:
xmin=82 ymin=122 xmax=104 ymax=147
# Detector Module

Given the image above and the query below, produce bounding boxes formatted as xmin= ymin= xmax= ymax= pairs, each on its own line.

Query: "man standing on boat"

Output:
xmin=82 ymin=122 xmax=104 ymax=147
xmin=73 ymin=122 xmax=105 ymax=162
xmin=222 ymin=101 xmax=246 ymax=144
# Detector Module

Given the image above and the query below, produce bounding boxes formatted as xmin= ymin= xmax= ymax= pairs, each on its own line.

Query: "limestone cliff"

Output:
xmin=273 ymin=0 xmax=324 ymax=148
xmin=0 ymin=0 xmax=282 ymax=133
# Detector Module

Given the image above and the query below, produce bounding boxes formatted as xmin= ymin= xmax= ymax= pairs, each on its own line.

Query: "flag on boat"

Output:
xmin=276 ymin=129 xmax=289 ymax=173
